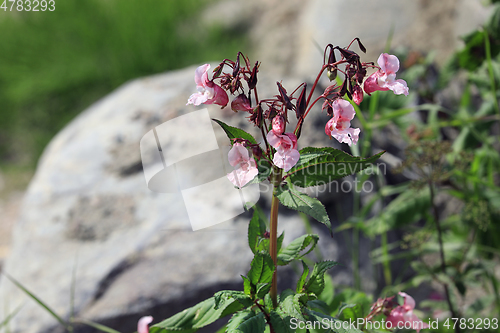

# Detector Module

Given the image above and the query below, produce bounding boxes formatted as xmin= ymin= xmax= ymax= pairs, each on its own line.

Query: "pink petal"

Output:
xmin=364 ymin=72 xmax=388 ymax=95
xmin=378 ymin=53 xmax=400 ymax=74
xmin=204 ymin=83 xmax=228 ymax=107
xmin=330 ymin=127 xmax=360 ymax=146
xmin=273 ymin=149 xmax=300 ymax=172
xmin=227 ymin=159 xmax=258 ymax=187
xmin=138 ymin=316 xmax=153 ymax=333
xmin=266 ymin=130 xmax=282 ymax=148
xmin=194 ymin=64 xmax=210 ymax=87
xmin=386 ymin=79 xmax=409 ymax=96
xmin=284 ymin=133 xmax=298 ymax=150
xmin=333 ymin=99 xmax=356 ymax=120
xmin=399 ymin=292 xmax=416 ymax=311
xmin=228 ymin=143 xmax=249 ymax=167
xmin=186 ymin=92 xmax=209 ymax=106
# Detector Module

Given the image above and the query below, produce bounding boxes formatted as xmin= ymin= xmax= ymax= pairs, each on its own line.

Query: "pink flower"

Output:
xmin=267 ymin=130 xmax=300 ymax=172
xmin=187 ymin=64 xmax=229 ymax=107
xmin=364 ymin=53 xmax=409 ymax=96
xmin=386 ymin=292 xmax=429 ymax=333
xmin=324 ymin=99 xmax=360 ymax=146
xmin=227 ymin=143 xmax=259 ymax=187
xmin=138 ymin=316 xmax=153 ymax=333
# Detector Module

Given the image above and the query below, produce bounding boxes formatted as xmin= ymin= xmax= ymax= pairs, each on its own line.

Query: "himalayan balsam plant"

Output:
xmin=139 ymin=39 xmax=427 ymax=333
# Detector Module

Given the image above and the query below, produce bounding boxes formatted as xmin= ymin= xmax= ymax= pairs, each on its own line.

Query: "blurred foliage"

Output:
xmin=0 ymin=0 xmax=247 ymax=166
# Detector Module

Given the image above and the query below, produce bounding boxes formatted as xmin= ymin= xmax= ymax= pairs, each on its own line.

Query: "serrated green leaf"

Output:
xmin=248 ymin=253 xmax=275 ymax=286
xmin=235 ymin=312 xmax=266 ymax=333
xmin=248 ymin=207 xmax=268 ymax=254
xmin=278 ymin=289 xmax=305 ymax=321
xmin=305 ymin=261 xmax=339 ymax=296
xmin=364 ymin=188 xmax=431 ymax=237
xmin=318 ymin=274 xmax=334 ymax=309
xmin=213 ymin=119 xmax=257 ymax=145
xmin=227 ymin=310 xmax=255 ymax=332
xmin=214 ymin=291 xmax=253 ymax=310
xmin=269 ymin=312 xmax=295 ymax=333
xmin=284 ymin=147 xmax=384 ymax=188
xmin=150 ymin=297 xmax=242 ymax=333
xmin=278 ymin=234 xmax=319 ymax=265
xmin=296 ymin=260 xmax=310 ymax=293
xmin=276 ymin=184 xmax=331 ymax=229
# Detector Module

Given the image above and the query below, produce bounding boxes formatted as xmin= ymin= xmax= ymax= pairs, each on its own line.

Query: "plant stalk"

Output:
xmin=269 ymin=169 xmax=282 ymax=307
xmin=429 ymin=180 xmax=461 ymax=333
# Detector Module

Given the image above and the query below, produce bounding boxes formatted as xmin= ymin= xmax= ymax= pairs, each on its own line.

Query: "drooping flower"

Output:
xmin=138 ymin=316 xmax=153 ymax=333
xmin=187 ymin=64 xmax=229 ymax=107
xmin=364 ymin=53 xmax=409 ymax=96
xmin=227 ymin=143 xmax=259 ymax=187
xmin=324 ymin=99 xmax=360 ymax=146
xmin=386 ymin=292 xmax=429 ymax=333
xmin=267 ymin=128 xmax=300 ymax=172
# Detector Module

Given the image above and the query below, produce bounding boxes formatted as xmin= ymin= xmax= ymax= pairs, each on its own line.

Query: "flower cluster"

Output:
xmin=186 ymin=41 xmax=408 ymax=187
xmin=367 ymin=292 xmax=428 ymax=333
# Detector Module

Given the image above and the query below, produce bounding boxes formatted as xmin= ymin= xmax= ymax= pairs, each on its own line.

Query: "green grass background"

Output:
xmin=0 ymin=0 xmax=246 ymax=167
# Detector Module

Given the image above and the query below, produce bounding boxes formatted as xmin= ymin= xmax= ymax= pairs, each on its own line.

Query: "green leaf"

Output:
xmin=3 ymin=273 xmax=67 ymax=328
xmin=256 ymin=283 xmax=272 ymax=299
xmin=150 ymin=297 xmax=242 ymax=333
xmin=364 ymin=188 xmax=431 ymax=237
xmin=296 ymin=260 xmax=310 ymax=293
xmin=276 ymin=184 xmax=331 ymax=230
xmin=305 ymin=261 xmax=339 ymax=296
xmin=278 ymin=289 xmax=305 ymax=321
xmin=269 ymin=312 xmax=295 ymax=333
xmin=337 ymin=304 xmax=363 ymax=322
xmin=278 ymin=234 xmax=319 ymax=265
xmin=212 ymin=119 xmax=257 ymax=145
xmin=242 ymin=276 xmax=253 ymax=296
xmin=0 ymin=304 xmax=23 ymax=330
xmin=248 ymin=207 xmax=268 ymax=254
xmin=234 ymin=312 xmax=266 ymax=333
xmin=284 ymin=147 xmax=384 ymax=188
xmin=214 ymin=291 xmax=253 ymax=310
xmin=248 ymin=253 xmax=275 ymax=286
xmin=307 ymin=300 xmax=331 ymax=315
xmin=226 ymin=310 xmax=255 ymax=332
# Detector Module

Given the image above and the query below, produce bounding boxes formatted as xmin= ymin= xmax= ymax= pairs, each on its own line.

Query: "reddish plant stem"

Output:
xmin=269 ymin=168 xmax=281 ymax=308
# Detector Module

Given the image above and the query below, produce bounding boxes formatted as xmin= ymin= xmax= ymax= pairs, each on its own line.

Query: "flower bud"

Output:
xmin=352 ymin=85 xmax=364 ymax=105
xmin=272 ymin=115 xmax=285 ymax=135
xmin=296 ymin=83 xmax=307 ymax=119
xmin=231 ymin=94 xmax=253 ymax=112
